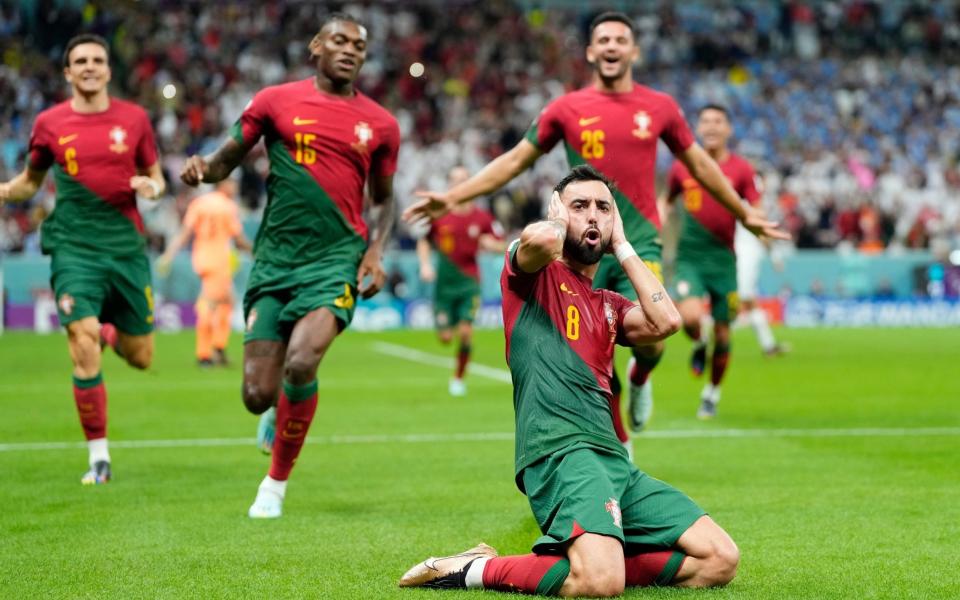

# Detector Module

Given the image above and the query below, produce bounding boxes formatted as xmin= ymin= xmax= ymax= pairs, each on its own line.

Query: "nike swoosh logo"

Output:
xmin=293 ymin=117 xmax=318 ymax=125
xmin=578 ymin=116 xmax=601 ymax=126
xmin=58 ymin=134 xmax=78 ymax=145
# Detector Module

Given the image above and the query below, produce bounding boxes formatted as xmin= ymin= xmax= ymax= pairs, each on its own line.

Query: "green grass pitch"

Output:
xmin=1 ymin=327 xmax=958 ymax=599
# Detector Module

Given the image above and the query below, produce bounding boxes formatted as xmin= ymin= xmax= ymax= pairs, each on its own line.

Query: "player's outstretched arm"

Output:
xmin=415 ymin=237 xmax=435 ymax=282
xmin=404 ymin=139 xmax=542 ymax=223
xmin=611 ymin=202 xmax=681 ymax=344
xmin=180 ymin=138 xmax=250 ymax=187
xmin=515 ymin=191 xmax=566 ymax=274
xmin=677 ymin=143 xmax=789 ymax=241
xmin=479 ymin=233 xmax=507 ymax=254
xmin=157 ymin=226 xmax=192 ymax=275
xmin=0 ymin=168 xmax=47 ymax=204
xmin=357 ymin=173 xmax=395 ymax=299
xmin=130 ymin=162 xmax=166 ymax=200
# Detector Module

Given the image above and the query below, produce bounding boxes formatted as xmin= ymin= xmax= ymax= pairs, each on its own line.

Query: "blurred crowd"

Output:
xmin=2 ymin=0 xmax=960 ymax=258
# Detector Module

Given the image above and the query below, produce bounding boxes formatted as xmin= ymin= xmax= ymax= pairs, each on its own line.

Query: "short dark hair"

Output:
xmin=553 ymin=164 xmax=616 ymax=197
xmin=698 ymin=104 xmax=731 ymax=120
xmin=63 ymin=34 xmax=109 ymax=68
xmin=319 ymin=11 xmax=367 ymax=36
xmin=589 ymin=11 xmax=636 ymax=40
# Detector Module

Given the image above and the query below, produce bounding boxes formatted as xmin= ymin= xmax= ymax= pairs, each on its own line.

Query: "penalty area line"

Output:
xmin=1 ymin=427 xmax=958 ymax=453
xmin=371 ymin=341 xmax=513 ymax=383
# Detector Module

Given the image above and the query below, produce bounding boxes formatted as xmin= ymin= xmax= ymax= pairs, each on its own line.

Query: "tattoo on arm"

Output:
xmin=651 ymin=292 xmax=665 ymax=303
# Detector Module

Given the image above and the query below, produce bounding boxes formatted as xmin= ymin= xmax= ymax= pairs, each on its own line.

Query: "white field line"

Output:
xmin=372 ymin=341 xmax=513 ymax=383
xmin=1 ymin=427 xmax=958 ymax=453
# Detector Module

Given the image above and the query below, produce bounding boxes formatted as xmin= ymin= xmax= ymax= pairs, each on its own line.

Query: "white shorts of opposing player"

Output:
xmin=735 ymin=223 xmax=778 ymax=353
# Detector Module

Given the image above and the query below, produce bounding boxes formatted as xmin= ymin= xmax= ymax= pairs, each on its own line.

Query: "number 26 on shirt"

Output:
xmin=580 ymin=130 xmax=605 ymax=160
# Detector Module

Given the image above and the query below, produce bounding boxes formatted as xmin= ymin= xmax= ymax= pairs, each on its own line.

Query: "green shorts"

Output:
xmin=522 ymin=443 xmax=705 ymax=554
xmin=50 ymin=252 xmax=154 ymax=335
xmin=434 ymin=284 xmax=480 ymax=329
xmin=243 ymin=251 xmax=361 ymax=343
xmin=674 ymin=256 xmax=739 ymax=323
xmin=593 ymin=252 xmax=663 ymax=300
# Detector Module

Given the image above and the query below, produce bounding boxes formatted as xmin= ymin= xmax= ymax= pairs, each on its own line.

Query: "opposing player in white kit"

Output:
xmin=734 ymin=221 xmax=787 ymax=356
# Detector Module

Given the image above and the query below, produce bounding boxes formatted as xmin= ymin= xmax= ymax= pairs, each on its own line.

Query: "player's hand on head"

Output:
xmin=403 ymin=190 xmax=453 ymax=225
xmin=608 ymin=198 xmax=627 ymax=252
xmin=546 ymin=191 xmax=569 ymax=227
xmin=180 ymin=155 xmax=208 ymax=187
xmin=357 ymin=248 xmax=387 ymax=299
xmin=742 ymin=205 xmax=791 ymax=242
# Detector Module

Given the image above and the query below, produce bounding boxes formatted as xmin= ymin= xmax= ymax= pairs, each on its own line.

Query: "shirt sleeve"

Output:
xmin=660 ymin=96 xmax=695 ymax=155
xmin=738 ymin=161 xmax=761 ymax=206
xmin=135 ymin=109 xmax=159 ymax=169
xmin=371 ymin=117 xmax=400 ymax=178
xmin=502 ymin=239 xmax=537 ymax=294
xmin=230 ymin=89 xmax=271 ymax=147
xmin=27 ymin=117 xmax=54 ymax=171
xmin=610 ymin=291 xmax=641 ymax=347
xmin=523 ymin=98 xmax=564 ymax=153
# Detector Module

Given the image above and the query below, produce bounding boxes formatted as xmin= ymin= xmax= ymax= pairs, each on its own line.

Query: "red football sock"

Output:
xmin=711 ymin=342 xmax=730 ymax=386
xmin=625 ymin=550 xmax=686 ymax=587
xmin=268 ymin=380 xmax=318 ymax=481
xmin=73 ymin=373 xmax=107 ymax=440
xmin=629 ymin=350 xmax=662 ymax=387
xmin=483 ymin=554 xmax=570 ymax=595
xmin=455 ymin=342 xmax=471 ymax=379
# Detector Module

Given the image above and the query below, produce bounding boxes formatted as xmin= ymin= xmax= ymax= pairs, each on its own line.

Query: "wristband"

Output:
xmin=144 ymin=179 xmax=161 ymax=197
xmin=614 ymin=242 xmax=637 ymax=264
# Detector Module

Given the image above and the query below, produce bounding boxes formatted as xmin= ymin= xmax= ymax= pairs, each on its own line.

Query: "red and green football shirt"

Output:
xmin=231 ymin=78 xmax=400 ymax=266
xmin=501 ymin=241 xmax=638 ymax=488
xmin=525 ymin=83 xmax=695 ymax=257
xmin=429 ymin=207 xmax=501 ymax=292
xmin=667 ymin=153 xmax=759 ymax=256
xmin=28 ymin=99 xmax=159 ymax=257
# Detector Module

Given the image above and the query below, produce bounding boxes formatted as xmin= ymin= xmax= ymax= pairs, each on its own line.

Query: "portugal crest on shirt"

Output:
xmin=632 ymin=111 xmax=651 ymax=139
xmin=109 ymin=126 xmax=129 ymax=154
xmin=352 ymin=121 xmax=373 ymax=154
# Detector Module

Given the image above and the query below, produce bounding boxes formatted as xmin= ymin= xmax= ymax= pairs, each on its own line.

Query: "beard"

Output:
xmin=563 ymin=229 xmax=609 ymax=265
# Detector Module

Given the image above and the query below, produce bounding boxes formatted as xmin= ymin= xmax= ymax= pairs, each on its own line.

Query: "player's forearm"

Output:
xmin=448 ymin=144 xmax=536 ymax=205
xmin=516 ymin=219 xmax=564 ymax=272
xmin=368 ymin=196 xmax=395 ymax=253
xmin=415 ymin=238 xmax=432 ymax=267
xmin=2 ymin=170 xmax=43 ymax=202
xmin=201 ymin=141 xmax=246 ymax=183
xmin=622 ymin=256 xmax=681 ymax=340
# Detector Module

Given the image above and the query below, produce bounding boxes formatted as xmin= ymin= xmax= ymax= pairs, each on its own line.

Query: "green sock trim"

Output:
xmin=655 ymin=551 xmax=687 ymax=586
xmin=72 ymin=373 xmax=103 ymax=389
xmin=536 ymin=558 xmax=570 ymax=596
xmin=282 ymin=379 xmax=318 ymax=403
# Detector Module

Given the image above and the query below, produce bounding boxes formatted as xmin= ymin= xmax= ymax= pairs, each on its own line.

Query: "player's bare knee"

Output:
xmin=437 ymin=330 xmax=453 ymax=344
xmin=698 ymin=541 xmax=739 ymax=587
xmin=126 ymin=346 xmax=153 ymax=370
xmin=565 ymin=571 xmax=624 ymax=598
xmin=283 ymin=355 xmax=319 ymax=386
xmin=242 ymin=382 xmax=277 ymax=414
